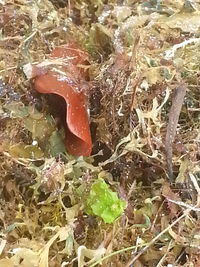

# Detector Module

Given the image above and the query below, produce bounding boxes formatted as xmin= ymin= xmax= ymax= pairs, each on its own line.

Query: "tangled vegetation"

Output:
xmin=0 ymin=0 xmax=200 ymax=266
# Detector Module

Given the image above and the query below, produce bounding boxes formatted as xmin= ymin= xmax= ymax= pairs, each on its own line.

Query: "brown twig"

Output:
xmin=165 ymin=84 xmax=187 ymax=182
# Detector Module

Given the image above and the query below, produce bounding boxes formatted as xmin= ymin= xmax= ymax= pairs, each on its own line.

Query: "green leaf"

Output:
xmin=4 ymin=102 xmax=29 ymax=118
xmin=24 ymin=115 xmax=54 ymax=140
xmin=85 ymin=178 xmax=126 ymax=224
xmin=48 ymin=130 xmax=66 ymax=156
xmin=9 ymin=143 xmax=44 ymax=159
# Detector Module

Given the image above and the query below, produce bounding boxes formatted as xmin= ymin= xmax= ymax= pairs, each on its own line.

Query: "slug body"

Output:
xmin=32 ymin=44 xmax=92 ymax=156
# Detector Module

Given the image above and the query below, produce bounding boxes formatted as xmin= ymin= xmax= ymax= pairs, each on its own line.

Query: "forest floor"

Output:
xmin=0 ymin=0 xmax=200 ymax=266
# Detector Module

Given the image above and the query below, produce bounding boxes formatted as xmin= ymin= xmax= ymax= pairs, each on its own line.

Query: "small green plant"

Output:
xmin=86 ymin=178 xmax=127 ymax=224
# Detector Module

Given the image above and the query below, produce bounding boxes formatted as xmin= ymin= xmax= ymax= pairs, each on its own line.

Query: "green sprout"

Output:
xmin=86 ymin=178 xmax=127 ymax=224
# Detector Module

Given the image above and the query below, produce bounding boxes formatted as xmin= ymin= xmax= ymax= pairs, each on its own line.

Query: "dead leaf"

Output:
xmin=0 ymin=259 xmax=14 ymax=267
xmin=38 ymin=227 xmax=72 ymax=267
xmin=10 ymin=248 xmax=39 ymax=267
xmin=161 ymin=12 xmax=200 ymax=33
xmin=77 ymin=245 xmax=106 ymax=267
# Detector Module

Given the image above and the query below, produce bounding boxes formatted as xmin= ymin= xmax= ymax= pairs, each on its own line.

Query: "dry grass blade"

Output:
xmin=189 ymin=173 xmax=200 ymax=206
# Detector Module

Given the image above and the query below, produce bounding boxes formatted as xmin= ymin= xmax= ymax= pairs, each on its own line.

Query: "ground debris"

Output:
xmin=0 ymin=0 xmax=200 ymax=266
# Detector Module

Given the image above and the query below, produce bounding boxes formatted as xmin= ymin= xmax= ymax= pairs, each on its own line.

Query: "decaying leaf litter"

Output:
xmin=0 ymin=0 xmax=200 ymax=266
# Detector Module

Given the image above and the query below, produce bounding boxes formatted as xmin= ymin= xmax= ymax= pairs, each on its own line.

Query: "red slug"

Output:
xmin=26 ymin=44 xmax=92 ymax=156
